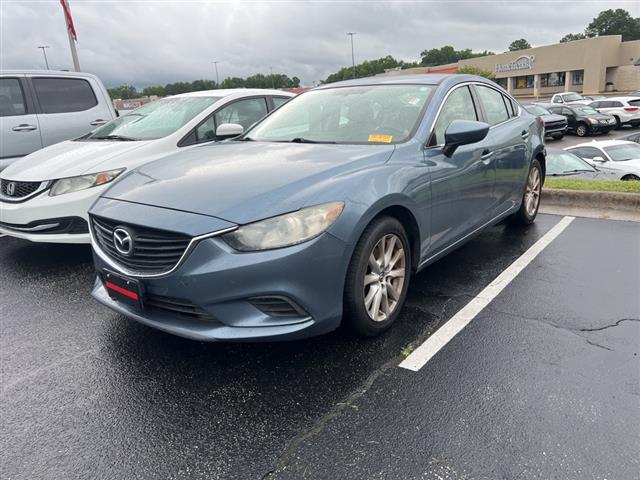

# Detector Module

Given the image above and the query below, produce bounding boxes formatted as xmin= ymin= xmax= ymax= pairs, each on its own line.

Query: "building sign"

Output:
xmin=496 ymin=55 xmax=535 ymax=73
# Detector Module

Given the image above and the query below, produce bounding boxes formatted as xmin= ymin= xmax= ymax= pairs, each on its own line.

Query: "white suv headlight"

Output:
xmin=49 ymin=169 xmax=125 ymax=196
xmin=222 ymin=201 xmax=344 ymax=251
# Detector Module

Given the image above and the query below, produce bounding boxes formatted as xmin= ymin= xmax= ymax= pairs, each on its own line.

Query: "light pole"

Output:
xmin=38 ymin=46 xmax=50 ymax=70
xmin=347 ymin=32 xmax=357 ymax=79
xmin=269 ymin=66 xmax=274 ymax=89
xmin=211 ymin=61 xmax=220 ymax=86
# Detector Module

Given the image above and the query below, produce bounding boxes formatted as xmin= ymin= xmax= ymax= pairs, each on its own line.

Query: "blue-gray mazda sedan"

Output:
xmin=89 ymin=74 xmax=545 ymax=341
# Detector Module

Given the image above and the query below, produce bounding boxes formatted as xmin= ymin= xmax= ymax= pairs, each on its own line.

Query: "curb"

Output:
xmin=542 ymin=188 xmax=640 ymax=213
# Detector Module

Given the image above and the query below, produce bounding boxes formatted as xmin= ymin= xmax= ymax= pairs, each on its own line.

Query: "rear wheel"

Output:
xmin=621 ymin=174 xmax=640 ymax=181
xmin=512 ymin=159 xmax=542 ymax=225
xmin=576 ymin=123 xmax=588 ymax=137
xmin=344 ymin=217 xmax=411 ymax=337
xmin=613 ymin=116 xmax=621 ymax=129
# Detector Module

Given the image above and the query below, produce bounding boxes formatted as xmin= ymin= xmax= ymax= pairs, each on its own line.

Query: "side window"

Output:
xmin=0 ymin=78 xmax=27 ymax=116
xmin=475 ymin=85 xmax=509 ymax=125
xmin=432 ymin=86 xmax=477 ymax=145
xmin=571 ymin=147 xmax=600 ymax=159
xmin=610 ymin=101 xmax=623 ymax=108
xmin=214 ymin=97 xmax=268 ymax=131
xmin=32 ymin=77 xmax=98 ymax=113
xmin=271 ymin=96 xmax=290 ymax=109
xmin=195 ymin=116 xmax=216 ymax=143
xmin=562 ymin=108 xmax=574 ymax=116
xmin=590 ymin=101 xmax=601 ymax=109
xmin=504 ymin=95 xmax=518 ymax=117
xmin=548 ymin=106 xmax=562 ymax=114
xmin=552 ymin=96 xmax=562 ymax=104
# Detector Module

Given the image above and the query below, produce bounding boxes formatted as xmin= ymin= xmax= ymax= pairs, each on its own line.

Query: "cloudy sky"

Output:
xmin=1 ymin=0 xmax=638 ymax=88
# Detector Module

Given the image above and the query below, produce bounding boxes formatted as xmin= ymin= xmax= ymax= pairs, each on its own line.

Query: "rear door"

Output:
xmin=0 ymin=76 xmax=43 ymax=167
xmin=30 ymin=76 xmax=114 ymax=146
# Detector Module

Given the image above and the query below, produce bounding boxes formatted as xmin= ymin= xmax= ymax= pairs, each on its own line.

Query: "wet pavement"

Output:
xmin=1 ymin=214 xmax=638 ymax=479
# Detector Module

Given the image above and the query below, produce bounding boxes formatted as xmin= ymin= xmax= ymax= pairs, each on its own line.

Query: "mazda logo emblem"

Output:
xmin=113 ymin=227 xmax=133 ymax=256
xmin=6 ymin=182 xmax=16 ymax=196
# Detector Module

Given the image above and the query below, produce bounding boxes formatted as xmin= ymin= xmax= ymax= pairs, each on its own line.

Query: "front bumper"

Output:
xmin=587 ymin=123 xmax=614 ymax=133
xmin=92 ymin=230 xmax=351 ymax=341
xmin=0 ymin=185 xmax=106 ymax=244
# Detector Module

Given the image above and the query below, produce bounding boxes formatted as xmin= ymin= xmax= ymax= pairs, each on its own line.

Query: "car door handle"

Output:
xmin=521 ymin=130 xmax=530 ymax=140
xmin=90 ymin=119 xmax=108 ymax=126
xmin=481 ymin=149 xmax=493 ymax=164
xmin=12 ymin=124 xmax=38 ymax=132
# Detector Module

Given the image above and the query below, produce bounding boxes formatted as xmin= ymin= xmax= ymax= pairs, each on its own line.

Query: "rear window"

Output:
xmin=33 ymin=77 xmax=98 ymax=113
xmin=628 ymin=99 xmax=640 ymax=107
xmin=0 ymin=78 xmax=26 ymax=116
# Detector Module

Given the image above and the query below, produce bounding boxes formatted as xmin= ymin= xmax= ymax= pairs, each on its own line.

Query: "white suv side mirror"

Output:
xmin=216 ymin=123 xmax=244 ymax=139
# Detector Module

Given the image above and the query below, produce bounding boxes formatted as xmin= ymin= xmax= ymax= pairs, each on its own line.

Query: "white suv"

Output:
xmin=589 ymin=97 xmax=640 ymax=128
xmin=0 ymin=70 xmax=117 ymax=171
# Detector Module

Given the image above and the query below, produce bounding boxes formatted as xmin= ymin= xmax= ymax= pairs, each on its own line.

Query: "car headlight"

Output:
xmin=222 ymin=201 xmax=344 ymax=251
xmin=49 ymin=169 xmax=125 ymax=196
xmin=588 ymin=118 xmax=598 ymax=125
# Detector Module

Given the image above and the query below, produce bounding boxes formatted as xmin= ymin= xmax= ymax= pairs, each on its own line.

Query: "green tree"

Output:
xmin=324 ymin=55 xmax=419 ymax=83
xmin=585 ymin=8 xmax=640 ymax=41
xmin=457 ymin=65 xmax=495 ymax=80
xmin=420 ymin=46 xmax=493 ymax=67
xmin=107 ymin=84 xmax=138 ymax=100
xmin=508 ymin=38 xmax=531 ymax=51
xmin=141 ymin=85 xmax=165 ymax=96
xmin=559 ymin=32 xmax=587 ymax=43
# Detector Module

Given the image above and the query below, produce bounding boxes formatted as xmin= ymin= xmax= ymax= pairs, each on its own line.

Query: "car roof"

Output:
xmin=170 ymin=88 xmax=294 ymax=99
xmin=314 ymin=73 xmax=457 ymax=90
xmin=0 ymin=69 xmax=102 ymax=80
xmin=594 ymin=96 xmax=640 ymax=101
xmin=570 ymin=139 xmax=637 ymax=148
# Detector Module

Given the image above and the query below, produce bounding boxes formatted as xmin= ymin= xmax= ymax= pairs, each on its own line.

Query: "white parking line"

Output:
xmin=399 ymin=215 xmax=575 ymax=372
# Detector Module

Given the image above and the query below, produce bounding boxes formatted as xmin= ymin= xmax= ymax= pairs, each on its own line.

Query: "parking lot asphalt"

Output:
xmin=544 ymin=123 xmax=636 ymax=149
xmin=1 ymin=214 xmax=639 ymax=479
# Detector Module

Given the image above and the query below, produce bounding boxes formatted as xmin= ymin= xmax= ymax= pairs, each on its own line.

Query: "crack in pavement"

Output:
xmin=579 ymin=318 xmax=640 ymax=332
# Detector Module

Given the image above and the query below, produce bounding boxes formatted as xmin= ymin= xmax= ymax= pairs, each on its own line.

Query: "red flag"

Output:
xmin=60 ymin=0 xmax=77 ymax=41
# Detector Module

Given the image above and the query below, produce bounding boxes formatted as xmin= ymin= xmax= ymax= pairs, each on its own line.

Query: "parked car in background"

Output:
xmin=550 ymin=92 xmax=592 ymax=105
xmin=547 ymin=105 xmax=615 ymax=137
xmin=588 ymin=97 xmax=640 ymax=128
xmin=87 ymin=74 xmax=545 ymax=341
xmin=0 ymin=70 xmax=117 ymax=171
xmin=523 ymin=104 xmax=567 ymax=140
xmin=0 ymin=89 xmax=294 ymax=243
xmin=583 ymin=95 xmax=605 ymax=101
xmin=566 ymin=140 xmax=640 ymax=180
xmin=619 ymin=131 xmax=640 ymax=144
xmin=546 ymin=149 xmax=614 ymax=180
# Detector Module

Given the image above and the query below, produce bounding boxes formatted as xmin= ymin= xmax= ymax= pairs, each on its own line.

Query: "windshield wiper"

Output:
xmin=92 ymin=134 xmax=138 ymax=141
xmin=288 ymin=137 xmax=336 ymax=144
xmin=562 ymin=169 xmax=594 ymax=174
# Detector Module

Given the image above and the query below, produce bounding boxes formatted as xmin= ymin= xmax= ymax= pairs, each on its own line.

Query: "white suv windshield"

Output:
xmin=88 ymin=96 xmax=220 ymax=141
xmin=246 ymin=84 xmax=435 ymax=144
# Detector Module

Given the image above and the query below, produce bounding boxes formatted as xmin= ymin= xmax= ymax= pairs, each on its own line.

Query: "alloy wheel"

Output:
xmin=576 ymin=125 xmax=587 ymax=136
xmin=524 ymin=165 xmax=541 ymax=217
xmin=363 ymin=233 xmax=406 ymax=322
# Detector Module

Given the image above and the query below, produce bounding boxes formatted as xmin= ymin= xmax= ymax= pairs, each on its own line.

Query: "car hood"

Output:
xmin=102 ymin=141 xmax=396 ymax=224
xmin=541 ymin=114 xmax=566 ymax=123
xmin=584 ymin=113 xmax=614 ymax=121
xmin=0 ymin=140 xmax=153 ymax=182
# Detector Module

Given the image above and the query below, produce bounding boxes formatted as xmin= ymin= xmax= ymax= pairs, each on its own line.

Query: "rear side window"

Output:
xmin=629 ymin=99 xmax=640 ymax=107
xmin=272 ymin=96 xmax=290 ymax=109
xmin=475 ymin=85 xmax=509 ymax=125
xmin=33 ymin=77 xmax=98 ymax=113
xmin=0 ymin=78 xmax=27 ymax=116
xmin=610 ymin=101 xmax=623 ymax=108
xmin=432 ymin=86 xmax=478 ymax=145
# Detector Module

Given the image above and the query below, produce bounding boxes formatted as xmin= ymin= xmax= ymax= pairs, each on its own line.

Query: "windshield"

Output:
xmin=88 ymin=96 xmax=220 ymax=141
xmin=574 ymin=106 xmax=598 ymax=115
xmin=603 ymin=143 xmax=640 ymax=162
xmin=246 ymin=84 xmax=435 ymax=144
xmin=547 ymin=152 xmax=595 ymax=175
xmin=563 ymin=93 xmax=584 ymax=102
xmin=524 ymin=105 xmax=550 ymax=116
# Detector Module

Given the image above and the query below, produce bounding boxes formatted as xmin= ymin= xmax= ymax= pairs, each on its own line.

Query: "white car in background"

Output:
xmin=550 ymin=92 xmax=592 ymax=105
xmin=0 ymin=89 xmax=293 ymax=243
xmin=565 ymin=140 xmax=640 ymax=181
xmin=588 ymin=97 xmax=640 ymax=128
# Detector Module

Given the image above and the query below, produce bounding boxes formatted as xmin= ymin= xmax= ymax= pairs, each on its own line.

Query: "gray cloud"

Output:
xmin=1 ymin=0 xmax=638 ymax=88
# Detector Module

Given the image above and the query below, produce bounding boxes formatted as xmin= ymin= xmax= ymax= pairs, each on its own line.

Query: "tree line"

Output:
xmin=108 ymin=7 xmax=638 ymax=97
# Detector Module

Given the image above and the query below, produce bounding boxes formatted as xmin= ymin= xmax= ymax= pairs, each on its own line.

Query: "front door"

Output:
xmin=425 ymin=84 xmax=495 ymax=255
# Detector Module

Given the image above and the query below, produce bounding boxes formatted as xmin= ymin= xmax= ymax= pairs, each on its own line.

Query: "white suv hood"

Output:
xmin=1 ymin=140 xmax=153 ymax=182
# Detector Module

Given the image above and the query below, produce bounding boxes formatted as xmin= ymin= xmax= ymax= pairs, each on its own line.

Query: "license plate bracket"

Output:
xmin=102 ymin=270 xmax=144 ymax=310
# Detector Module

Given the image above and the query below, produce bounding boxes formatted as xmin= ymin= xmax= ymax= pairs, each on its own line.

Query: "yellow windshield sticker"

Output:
xmin=368 ymin=134 xmax=393 ymax=143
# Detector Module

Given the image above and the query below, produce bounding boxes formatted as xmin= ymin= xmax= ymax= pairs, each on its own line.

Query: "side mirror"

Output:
xmin=216 ymin=123 xmax=244 ymax=139
xmin=442 ymin=120 xmax=490 ymax=157
xmin=592 ymin=156 xmax=606 ymax=162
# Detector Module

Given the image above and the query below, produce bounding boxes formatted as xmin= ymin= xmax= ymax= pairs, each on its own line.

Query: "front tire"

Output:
xmin=512 ymin=159 xmax=542 ymax=225
xmin=344 ymin=216 xmax=411 ymax=337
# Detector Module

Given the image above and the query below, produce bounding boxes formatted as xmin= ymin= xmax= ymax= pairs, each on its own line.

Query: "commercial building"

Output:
xmin=384 ymin=35 xmax=639 ymax=97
